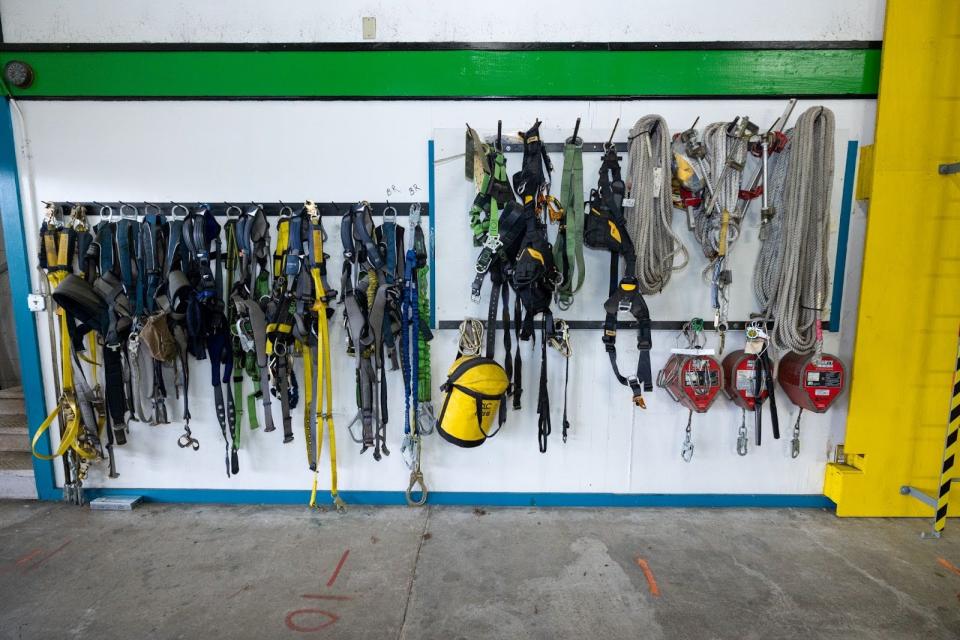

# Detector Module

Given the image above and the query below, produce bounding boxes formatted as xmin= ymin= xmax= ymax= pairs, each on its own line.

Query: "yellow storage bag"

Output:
xmin=436 ymin=355 xmax=509 ymax=447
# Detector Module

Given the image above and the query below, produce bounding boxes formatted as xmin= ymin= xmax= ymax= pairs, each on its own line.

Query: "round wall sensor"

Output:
xmin=4 ymin=60 xmax=34 ymax=89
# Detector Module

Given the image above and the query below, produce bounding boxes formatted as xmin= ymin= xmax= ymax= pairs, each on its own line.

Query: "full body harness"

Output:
xmin=33 ymin=204 xmax=107 ymax=502
xmin=296 ymin=202 xmax=344 ymax=510
xmin=183 ymin=205 xmax=237 ymax=476
xmin=509 ymin=121 xmax=568 ymax=452
xmin=267 ymin=209 xmax=301 ymax=444
xmin=225 ymin=205 xmax=274 ymax=454
xmin=584 ymin=144 xmax=653 ymax=407
xmin=341 ymin=202 xmax=392 ymax=460
xmin=464 ymin=124 xmax=527 ymax=423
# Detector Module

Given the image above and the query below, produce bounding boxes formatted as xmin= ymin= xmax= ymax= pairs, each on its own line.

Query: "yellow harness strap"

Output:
xmin=306 ymin=220 xmax=343 ymax=510
xmin=718 ymin=209 xmax=730 ymax=258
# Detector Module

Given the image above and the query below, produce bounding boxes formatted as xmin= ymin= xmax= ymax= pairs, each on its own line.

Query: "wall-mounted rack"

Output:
xmin=437 ymin=319 xmax=774 ymax=332
xmin=45 ymin=201 xmax=428 ymax=218
xmin=496 ymin=141 xmax=628 ymax=154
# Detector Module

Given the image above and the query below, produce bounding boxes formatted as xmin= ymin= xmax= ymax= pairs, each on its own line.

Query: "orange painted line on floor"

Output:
xmin=21 ymin=540 xmax=72 ymax=575
xmin=937 ymin=557 xmax=960 ymax=578
xmin=326 ymin=549 xmax=350 ymax=587
xmin=16 ymin=549 xmax=42 ymax=566
xmin=635 ymin=557 xmax=661 ymax=597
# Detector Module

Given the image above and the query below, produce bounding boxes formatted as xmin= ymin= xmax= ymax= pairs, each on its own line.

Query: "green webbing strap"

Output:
xmin=417 ymin=260 xmax=431 ymax=402
xmin=488 ymin=152 xmax=507 ymax=239
xmin=555 ymin=141 xmax=585 ymax=305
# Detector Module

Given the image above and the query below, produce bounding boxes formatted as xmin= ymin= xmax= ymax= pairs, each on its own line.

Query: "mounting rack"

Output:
xmin=45 ymin=201 xmax=427 ymax=218
xmin=436 ymin=319 xmax=774 ymax=332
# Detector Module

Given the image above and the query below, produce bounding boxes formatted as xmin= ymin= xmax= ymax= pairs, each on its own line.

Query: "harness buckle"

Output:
xmin=618 ymin=299 xmax=632 ymax=313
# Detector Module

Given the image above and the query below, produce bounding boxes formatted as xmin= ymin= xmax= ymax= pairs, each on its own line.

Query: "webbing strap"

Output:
xmin=555 ymin=141 xmax=586 ymax=305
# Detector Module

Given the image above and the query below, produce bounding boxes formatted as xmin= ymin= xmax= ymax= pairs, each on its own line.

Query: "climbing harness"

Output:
xmin=626 ymin=115 xmax=688 ymax=294
xmin=584 ymin=128 xmax=653 ymax=408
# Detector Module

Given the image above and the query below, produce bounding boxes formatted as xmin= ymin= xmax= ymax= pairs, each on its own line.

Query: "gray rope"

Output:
xmin=692 ymin=122 xmax=748 ymax=266
xmin=625 ymin=115 xmax=688 ymax=294
xmin=755 ymin=106 xmax=835 ymax=354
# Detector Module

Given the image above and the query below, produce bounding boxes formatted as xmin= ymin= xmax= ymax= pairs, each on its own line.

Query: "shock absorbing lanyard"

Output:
xmin=412 ymin=204 xmax=435 ymax=436
xmin=304 ymin=202 xmax=345 ymax=510
xmin=401 ymin=204 xmax=428 ymax=505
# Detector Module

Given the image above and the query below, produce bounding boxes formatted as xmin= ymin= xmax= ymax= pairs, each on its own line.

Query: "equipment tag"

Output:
xmin=653 ymin=167 xmax=663 ymax=192
xmin=27 ymin=293 xmax=46 ymax=312
xmin=622 ymin=198 xmax=636 ymax=208
xmin=744 ymin=338 xmax=764 ymax=355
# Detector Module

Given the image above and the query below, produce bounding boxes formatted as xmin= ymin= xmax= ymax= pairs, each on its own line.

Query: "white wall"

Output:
xmin=11 ymin=99 xmax=873 ymax=495
xmin=0 ymin=0 xmax=885 ymax=43
xmin=2 ymin=2 xmax=881 ymax=496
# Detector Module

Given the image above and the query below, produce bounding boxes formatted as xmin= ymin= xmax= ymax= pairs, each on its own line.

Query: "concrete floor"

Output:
xmin=1 ymin=502 xmax=959 ymax=639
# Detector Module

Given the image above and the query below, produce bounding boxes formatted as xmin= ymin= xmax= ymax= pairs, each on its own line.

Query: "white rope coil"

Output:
xmin=626 ymin=115 xmax=688 ymax=294
xmin=754 ymin=106 xmax=835 ymax=354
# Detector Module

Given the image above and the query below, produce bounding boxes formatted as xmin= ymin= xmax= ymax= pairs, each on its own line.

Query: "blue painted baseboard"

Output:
xmin=76 ymin=487 xmax=835 ymax=509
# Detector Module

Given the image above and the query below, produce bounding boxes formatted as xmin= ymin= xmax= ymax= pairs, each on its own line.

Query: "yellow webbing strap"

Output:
xmin=273 ymin=218 xmax=290 ymax=278
xmin=718 ymin=209 xmax=730 ymax=257
xmin=308 ymin=223 xmax=343 ymax=510
xmin=31 ymin=401 xmax=80 ymax=460
xmin=302 ymin=339 xmax=314 ymax=464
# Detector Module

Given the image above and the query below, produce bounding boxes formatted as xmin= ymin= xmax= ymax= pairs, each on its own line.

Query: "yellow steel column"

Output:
xmin=824 ymin=0 xmax=960 ymax=516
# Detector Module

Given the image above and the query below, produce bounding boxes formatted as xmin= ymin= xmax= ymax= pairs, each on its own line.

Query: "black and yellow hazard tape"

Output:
xmin=934 ymin=334 xmax=960 ymax=533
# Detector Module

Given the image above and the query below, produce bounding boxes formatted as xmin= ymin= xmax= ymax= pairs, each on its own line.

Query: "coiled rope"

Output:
xmin=691 ymin=122 xmax=748 ymax=262
xmin=626 ymin=115 xmax=688 ymax=294
xmin=754 ymin=106 xmax=835 ymax=354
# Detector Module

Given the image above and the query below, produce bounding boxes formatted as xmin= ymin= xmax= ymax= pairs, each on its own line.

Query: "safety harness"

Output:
xmin=341 ymin=202 xmax=392 ymax=460
xmin=509 ymin=121 xmax=567 ymax=452
xmin=267 ymin=208 xmax=300 ymax=444
xmin=584 ymin=144 xmax=654 ymax=407
xmin=183 ymin=205 xmax=237 ymax=476
xmin=33 ymin=204 xmax=106 ymax=503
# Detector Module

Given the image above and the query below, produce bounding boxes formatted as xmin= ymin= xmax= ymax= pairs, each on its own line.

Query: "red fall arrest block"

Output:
xmin=777 ymin=351 xmax=847 ymax=458
xmin=721 ymin=347 xmax=780 ymax=456
xmin=777 ymin=351 xmax=846 ymax=412
xmin=658 ymin=352 xmax=723 ymax=462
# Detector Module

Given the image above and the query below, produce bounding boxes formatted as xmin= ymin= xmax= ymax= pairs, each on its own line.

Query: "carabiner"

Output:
xmin=406 ymin=470 xmax=428 ymax=507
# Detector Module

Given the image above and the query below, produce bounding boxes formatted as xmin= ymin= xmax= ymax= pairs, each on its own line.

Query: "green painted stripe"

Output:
xmin=0 ymin=49 xmax=880 ymax=98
